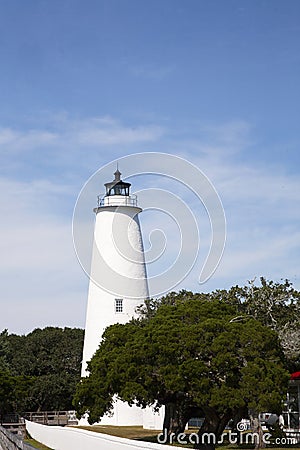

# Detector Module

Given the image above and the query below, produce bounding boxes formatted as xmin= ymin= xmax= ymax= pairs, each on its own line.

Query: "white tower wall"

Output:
xmin=81 ymin=172 xmax=163 ymax=430
xmin=81 ymin=183 xmax=152 ymax=427
xmin=82 ymin=202 xmax=149 ymax=376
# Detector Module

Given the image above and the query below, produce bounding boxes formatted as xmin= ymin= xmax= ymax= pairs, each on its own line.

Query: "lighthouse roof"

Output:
xmin=114 ymin=168 xmax=121 ymax=181
xmin=104 ymin=168 xmax=131 ymax=196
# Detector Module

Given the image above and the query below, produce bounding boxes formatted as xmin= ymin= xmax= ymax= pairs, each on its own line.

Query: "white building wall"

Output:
xmin=143 ymin=406 xmax=165 ymax=430
xmin=99 ymin=400 xmax=144 ymax=426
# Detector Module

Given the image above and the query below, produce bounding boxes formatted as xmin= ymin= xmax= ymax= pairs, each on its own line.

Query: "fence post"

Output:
xmin=0 ymin=425 xmax=36 ymax=450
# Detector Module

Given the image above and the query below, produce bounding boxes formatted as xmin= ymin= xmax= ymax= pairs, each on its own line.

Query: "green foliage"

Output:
xmin=0 ymin=369 xmax=15 ymax=416
xmin=0 ymin=370 xmax=33 ymax=419
xmin=0 ymin=327 xmax=84 ymax=413
xmin=211 ymin=277 xmax=300 ymax=370
xmin=0 ymin=330 xmax=10 ymax=372
xmin=74 ymin=293 xmax=289 ymax=433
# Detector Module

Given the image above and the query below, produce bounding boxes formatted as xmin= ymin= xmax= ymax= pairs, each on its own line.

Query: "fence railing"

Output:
xmin=0 ymin=425 xmax=35 ymax=450
xmin=0 ymin=422 xmax=26 ymax=439
xmin=22 ymin=410 xmax=78 ymax=426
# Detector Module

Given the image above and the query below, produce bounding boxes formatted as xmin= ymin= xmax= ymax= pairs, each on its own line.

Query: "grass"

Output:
xmin=24 ymin=437 xmax=53 ymax=449
xmin=76 ymin=424 xmax=159 ymax=440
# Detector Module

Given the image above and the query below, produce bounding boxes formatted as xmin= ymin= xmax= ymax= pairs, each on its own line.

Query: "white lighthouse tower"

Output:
xmin=82 ymin=168 xmax=149 ymax=375
xmin=81 ymin=168 xmax=156 ymax=426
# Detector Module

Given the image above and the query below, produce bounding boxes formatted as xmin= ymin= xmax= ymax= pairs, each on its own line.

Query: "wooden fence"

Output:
xmin=0 ymin=425 xmax=35 ymax=450
xmin=22 ymin=410 xmax=78 ymax=426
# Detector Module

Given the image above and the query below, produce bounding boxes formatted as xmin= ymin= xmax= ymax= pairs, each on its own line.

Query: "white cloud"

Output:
xmin=75 ymin=123 xmax=164 ymax=146
xmin=199 ymin=120 xmax=252 ymax=146
xmin=0 ymin=114 xmax=299 ymax=334
xmin=0 ymin=128 xmax=18 ymax=145
xmin=0 ymin=116 xmax=164 ymax=154
xmin=0 ymin=116 xmax=166 ymax=182
xmin=0 ymin=177 xmax=85 ymax=334
xmin=0 ymin=127 xmax=58 ymax=151
xmin=189 ymin=155 xmax=300 ymax=290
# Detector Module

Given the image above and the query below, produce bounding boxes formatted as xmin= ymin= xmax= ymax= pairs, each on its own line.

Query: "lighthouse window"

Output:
xmin=115 ymin=299 xmax=123 ymax=313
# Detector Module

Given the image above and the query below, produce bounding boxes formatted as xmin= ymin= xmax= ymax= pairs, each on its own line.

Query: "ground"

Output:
xmin=74 ymin=425 xmax=297 ymax=449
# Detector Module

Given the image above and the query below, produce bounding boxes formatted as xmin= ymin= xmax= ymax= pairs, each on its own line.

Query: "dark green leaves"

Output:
xmin=74 ymin=292 xmax=289 ymax=425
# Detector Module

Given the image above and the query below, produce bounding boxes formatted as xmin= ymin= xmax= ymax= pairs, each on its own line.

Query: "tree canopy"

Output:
xmin=74 ymin=291 xmax=290 ymax=448
xmin=210 ymin=277 xmax=300 ymax=370
xmin=0 ymin=327 xmax=84 ymax=415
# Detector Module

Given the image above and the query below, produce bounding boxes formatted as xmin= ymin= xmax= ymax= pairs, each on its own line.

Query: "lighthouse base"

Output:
xmin=78 ymin=399 xmax=164 ymax=430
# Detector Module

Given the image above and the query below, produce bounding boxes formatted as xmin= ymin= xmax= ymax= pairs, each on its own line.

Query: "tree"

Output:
xmin=0 ymin=330 xmax=33 ymax=418
xmin=211 ymin=278 xmax=300 ymax=371
xmin=0 ymin=326 xmax=84 ymax=412
xmin=0 ymin=370 xmax=33 ymax=422
xmin=74 ymin=294 xmax=289 ymax=449
xmin=0 ymin=330 xmax=10 ymax=372
xmin=0 ymin=370 xmax=15 ymax=422
xmin=243 ymin=278 xmax=300 ymax=372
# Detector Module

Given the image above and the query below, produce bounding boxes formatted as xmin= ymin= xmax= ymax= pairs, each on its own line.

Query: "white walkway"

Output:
xmin=26 ymin=421 xmax=174 ymax=450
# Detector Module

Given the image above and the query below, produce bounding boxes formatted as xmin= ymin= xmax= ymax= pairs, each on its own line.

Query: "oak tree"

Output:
xmin=74 ymin=294 xmax=289 ymax=449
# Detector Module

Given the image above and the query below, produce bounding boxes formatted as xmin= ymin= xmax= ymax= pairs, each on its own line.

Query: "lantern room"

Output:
xmin=104 ymin=169 xmax=131 ymax=197
xmin=95 ymin=168 xmax=138 ymax=210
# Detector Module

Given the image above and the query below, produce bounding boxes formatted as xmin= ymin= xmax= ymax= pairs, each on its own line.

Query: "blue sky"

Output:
xmin=0 ymin=0 xmax=299 ymax=334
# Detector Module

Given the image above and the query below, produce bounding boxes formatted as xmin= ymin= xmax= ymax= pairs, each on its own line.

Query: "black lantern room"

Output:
xmin=104 ymin=169 xmax=131 ymax=197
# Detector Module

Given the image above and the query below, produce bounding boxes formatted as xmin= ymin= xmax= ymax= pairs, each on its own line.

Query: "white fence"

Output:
xmin=25 ymin=420 xmax=174 ymax=450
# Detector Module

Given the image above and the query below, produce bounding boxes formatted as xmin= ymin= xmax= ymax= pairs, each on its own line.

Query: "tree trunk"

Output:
xmin=230 ymin=406 xmax=248 ymax=442
xmin=163 ymin=401 xmax=190 ymax=438
xmin=194 ymin=407 xmax=232 ymax=450
xmin=251 ymin=417 xmax=266 ymax=449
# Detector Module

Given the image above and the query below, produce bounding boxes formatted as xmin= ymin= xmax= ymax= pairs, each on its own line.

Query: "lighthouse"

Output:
xmin=81 ymin=168 xmax=149 ymax=376
xmin=81 ymin=168 xmax=158 ymax=426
